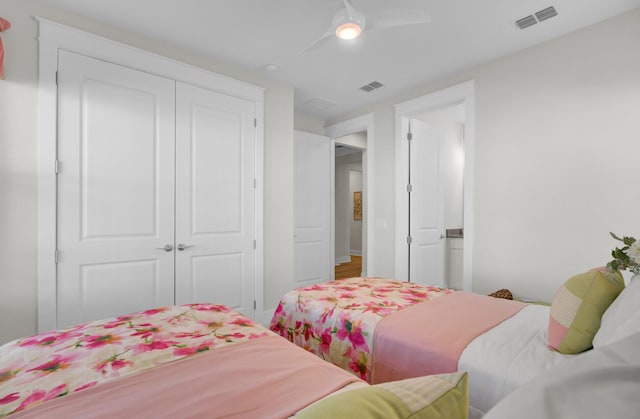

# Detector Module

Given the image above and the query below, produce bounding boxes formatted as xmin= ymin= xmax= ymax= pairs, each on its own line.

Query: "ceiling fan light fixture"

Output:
xmin=335 ymin=22 xmax=362 ymax=40
xmin=300 ymin=0 xmax=430 ymax=54
xmin=331 ymin=5 xmax=366 ymax=41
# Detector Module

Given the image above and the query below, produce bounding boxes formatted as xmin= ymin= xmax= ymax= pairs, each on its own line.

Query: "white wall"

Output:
xmin=334 ymin=153 xmax=362 ymax=263
xmin=349 ymin=169 xmax=363 ymax=254
xmin=336 ymin=132 xmax=367 ymax=149
xmin=294 ymin=113 xmax=325 ymax=135
xmin=0 ymin=0 xmax=295 ymax=343
xmin=442 ymin=124 xmax=464 ymax=230
xmin=0 ymin=2 xmax=39 ymax=345
xmin=329 ymin=9 xmax=640 ymax=302
xmin=367 ymin=109 xmax=398 ymax=278
xmin=471 ymin=9 xmax=640 ymax=301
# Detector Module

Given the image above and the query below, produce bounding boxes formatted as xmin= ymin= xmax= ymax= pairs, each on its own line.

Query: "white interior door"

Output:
xmin=56 ymin=50 xmax=176 ymax=327
xmin=174 ymin=82 xmax=256 ymax=316
xmin=294 ymin=131 xmax=331 ymax=286
xmin=408 ymin=119 xmax=445 ymax=287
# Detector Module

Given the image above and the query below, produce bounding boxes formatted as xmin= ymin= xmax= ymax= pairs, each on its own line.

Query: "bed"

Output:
xmin=0 ymin=303 xmax=469 ymax=418
xmin=269 ymin=277 xmax=577 ymax=417
xmin=485 ymin=331 xmax=640 ymax=419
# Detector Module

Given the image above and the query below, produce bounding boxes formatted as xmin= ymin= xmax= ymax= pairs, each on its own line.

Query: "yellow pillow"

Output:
xmin=548 ymin=270 xmax=624 ymax=354
xmin=296 ymin=372 xmax=468 ymax=419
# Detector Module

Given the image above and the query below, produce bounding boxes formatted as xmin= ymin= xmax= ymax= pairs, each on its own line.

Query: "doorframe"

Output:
xmin=394 ymin=81 xmax=475 ymax=291
xmin=332 ymin=144 xmax=365 ymax=278
xmin=36 ymin=18 xmax=265 ymax=332
xmin=325 ymin=114 xmax=375 ymax=277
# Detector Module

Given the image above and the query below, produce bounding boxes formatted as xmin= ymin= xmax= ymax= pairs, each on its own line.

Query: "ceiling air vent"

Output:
xmin=516 ymin=15 xmax=537 ymax=30
xmin=535 ymin=6 xmax=558 ymax=22
xmin=360 ymin=81 xmax=383 ymax=92
xmin=516 ymin=6 xmax=558 ymax=29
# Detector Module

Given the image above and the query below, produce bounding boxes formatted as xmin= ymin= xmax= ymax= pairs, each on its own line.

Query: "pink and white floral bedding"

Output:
xmin=0 ymin=303 xmax=271 ymax=416
xmin=269 ymin=277 xmax=454 ymax=382
xmin=8 ymin=335 xmax=363 ymax=419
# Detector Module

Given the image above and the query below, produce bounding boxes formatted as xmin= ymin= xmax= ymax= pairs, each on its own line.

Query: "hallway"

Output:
xmin=334 ymin=255 xmax=362 ymax=280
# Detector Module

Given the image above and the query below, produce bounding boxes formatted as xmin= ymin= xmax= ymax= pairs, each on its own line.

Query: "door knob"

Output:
xmin=177 ymin=243 xmax=193 ymax=251
xmin=156 ymin=244 xmax=173 ymax=252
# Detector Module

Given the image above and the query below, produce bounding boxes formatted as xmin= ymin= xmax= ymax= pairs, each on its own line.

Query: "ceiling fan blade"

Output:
xmin=367 ymin=9 xmax=431 ymax=32
xmin=342 ymin=0 xmax=360 ymax=21
xmin=300 ymin=0 xmax=370 ymax=54
xmin=299 ymin=27 xmax=334 ymax=54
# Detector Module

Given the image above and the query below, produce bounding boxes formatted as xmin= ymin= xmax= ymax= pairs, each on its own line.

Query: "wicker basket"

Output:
xmin=488 ymin=289 xmax=513 ymax=300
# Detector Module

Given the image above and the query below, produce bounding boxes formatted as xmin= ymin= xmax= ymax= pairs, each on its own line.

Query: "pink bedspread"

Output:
xmin=11 ymin=336 xmax=361 ymax=418
xmin=0 ymin=304 xmax=271 ymax=416
xmin=372 ymin=292 xmax=527 ymax=383
xmin=270 ymin=277 xmax=453 ymax=382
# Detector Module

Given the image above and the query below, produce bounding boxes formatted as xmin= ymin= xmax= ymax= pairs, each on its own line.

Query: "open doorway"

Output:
xmin=411 ymin=104 xmax=465 ymax=289
xmin=334 ymin=142 xmax=364 ymax=279
xmin=293 ymin=114 xmax=374 ymax=286
xmin=326 ymin=113 xmax=374 ymax=280
xmin=395 ymin=81 xmax=475 ymax=291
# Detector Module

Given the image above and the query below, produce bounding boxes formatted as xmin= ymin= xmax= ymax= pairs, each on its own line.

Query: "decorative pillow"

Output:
xmin=295 ymin=371 xmax=468 ymax=419
xmin=593 ymin=275 xmax=640 ymax=347
xmin=548 ymin=270 xmax=624 ymax=354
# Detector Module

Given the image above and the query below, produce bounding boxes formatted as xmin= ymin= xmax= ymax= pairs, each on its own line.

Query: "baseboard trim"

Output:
xmin=336 ymin=255 xmax=351 ymax=265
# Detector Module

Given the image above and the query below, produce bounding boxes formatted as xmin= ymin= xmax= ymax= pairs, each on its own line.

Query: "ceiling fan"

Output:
xmin=301 ymin=0 xmax=431 ymax=53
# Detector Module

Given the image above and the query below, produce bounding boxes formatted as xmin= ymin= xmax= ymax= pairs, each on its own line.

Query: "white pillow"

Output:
xmin=593 ymin=275 xmax=640 ymax=347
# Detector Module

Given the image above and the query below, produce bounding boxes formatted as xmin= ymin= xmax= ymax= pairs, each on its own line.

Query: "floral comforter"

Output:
xmin=269 ymin=277 xmax=453 ymax=382
xmin=0 ymin=304 xmax=271 ymax=417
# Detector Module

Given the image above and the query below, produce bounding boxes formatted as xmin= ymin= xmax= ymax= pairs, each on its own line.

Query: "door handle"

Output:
xmin=156 ymin=244 xmax=173 ymax=252
xmin=177 ymin=243 xmax=193 ymax=251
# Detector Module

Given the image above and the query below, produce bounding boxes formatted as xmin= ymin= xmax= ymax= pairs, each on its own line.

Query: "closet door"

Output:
xmin=56 ymin=50 xmax=176 ymax=327
xmin=174 ymin=82 xmax=256 ymax=316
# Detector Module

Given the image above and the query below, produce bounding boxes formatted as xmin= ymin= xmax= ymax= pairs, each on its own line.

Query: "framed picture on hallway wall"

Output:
xmin=354 ymin=191 xmax=362 ymax=220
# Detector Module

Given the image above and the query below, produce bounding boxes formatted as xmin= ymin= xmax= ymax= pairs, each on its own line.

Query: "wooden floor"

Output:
xmin=335 ymin=255 xmax=362 ymax=280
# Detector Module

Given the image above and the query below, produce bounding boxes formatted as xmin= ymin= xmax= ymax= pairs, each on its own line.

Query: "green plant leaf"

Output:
xmin=608 ymin=232 xmax=638 ymax=274
xmin=613 ymin=248 xmax=630 ymax=262
xmin=610 ymin=232 xmax=624 ymax=242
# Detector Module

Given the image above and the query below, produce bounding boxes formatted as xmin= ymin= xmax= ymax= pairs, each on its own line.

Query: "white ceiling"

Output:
xmin=45 ymin=0 xmax=640 ymax=121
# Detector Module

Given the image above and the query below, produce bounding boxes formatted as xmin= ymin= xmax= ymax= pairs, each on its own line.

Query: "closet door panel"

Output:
xmin=175 ymin=82 xmax=255 ymax=316
xmin=190 ymin=253 xmax=244 ymax=308
xmin=82 ymin=79 xmax=157 ymax=237
xmin=191 ymin=103 xmax=242 ymax=233
xmin=56 ymin=50 xmax=176 ymax=328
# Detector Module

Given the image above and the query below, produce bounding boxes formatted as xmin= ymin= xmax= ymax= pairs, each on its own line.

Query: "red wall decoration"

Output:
xmin=0 ymin=17 xmax=11 ymax=80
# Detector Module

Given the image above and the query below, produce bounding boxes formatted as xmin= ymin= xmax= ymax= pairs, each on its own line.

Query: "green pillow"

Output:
xmin=296 ymin=372 xmax=468 ymax=419
xmin=548 ymin=270 xmax=624 ymax=354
